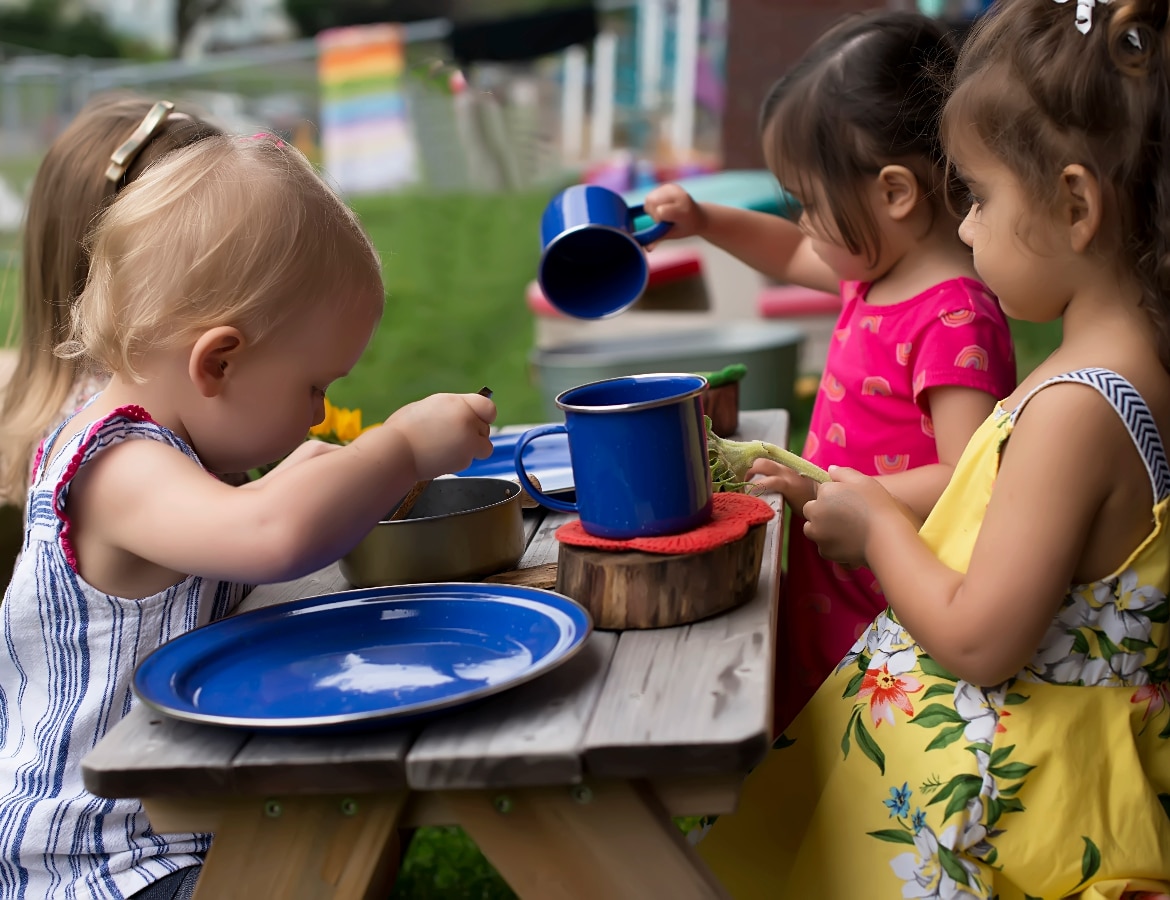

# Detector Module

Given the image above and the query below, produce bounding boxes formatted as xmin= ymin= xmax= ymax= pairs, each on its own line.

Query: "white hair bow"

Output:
xmin=1053 ymin=0 xmax=1142 ymax=47
xmin=1054 ymin=0 xmax=1106 ymax=35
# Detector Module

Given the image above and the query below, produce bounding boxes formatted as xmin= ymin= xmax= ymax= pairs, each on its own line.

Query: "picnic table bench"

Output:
xmin=82 ymin=409 xmax=789 ymax=900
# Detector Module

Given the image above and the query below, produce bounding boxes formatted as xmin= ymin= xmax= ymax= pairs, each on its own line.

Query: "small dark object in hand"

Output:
xmin=389 ymin=385 xmax=495 ymax=522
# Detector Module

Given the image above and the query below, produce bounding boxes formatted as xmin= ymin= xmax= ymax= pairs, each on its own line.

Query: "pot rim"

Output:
xmin=376 ymin=476 xmax=521 ymax=525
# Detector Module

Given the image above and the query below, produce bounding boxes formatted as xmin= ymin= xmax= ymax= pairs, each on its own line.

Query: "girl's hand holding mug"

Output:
xmin=643 ymin=184 xmax=707 ymax=242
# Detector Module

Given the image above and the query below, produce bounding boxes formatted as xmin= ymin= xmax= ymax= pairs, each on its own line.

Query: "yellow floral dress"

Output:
xmin=696 ymin=368 xmax=1170 ymax=899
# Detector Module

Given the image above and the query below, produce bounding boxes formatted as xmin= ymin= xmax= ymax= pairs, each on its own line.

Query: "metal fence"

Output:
xmin=0 ymin=0 xmax=725 ymax=248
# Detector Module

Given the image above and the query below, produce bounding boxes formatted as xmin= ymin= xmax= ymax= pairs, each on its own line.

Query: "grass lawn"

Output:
xmin=0 ymin=188 xmax=1063 ymax=898
xmin=323 ymin=190 xmax=552 ymax=429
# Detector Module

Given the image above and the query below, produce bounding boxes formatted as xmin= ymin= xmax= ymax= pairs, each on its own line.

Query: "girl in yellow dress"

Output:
xmin=695 ymin=1 xmax=1170 ymax=897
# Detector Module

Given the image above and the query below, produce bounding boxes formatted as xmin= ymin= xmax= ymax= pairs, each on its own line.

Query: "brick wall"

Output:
xmin=721 ymin=1 xmax=891 ymax=168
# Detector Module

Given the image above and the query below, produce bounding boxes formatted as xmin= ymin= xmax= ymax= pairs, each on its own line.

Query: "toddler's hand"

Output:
xmin=802 ymin=467 xmax=898 ymax=567
xmin=747 ymin=458 xmax=818 ymax=511
xmin=239 ymin=439 xmax=341 ymax=489
xmin=386 ymin=392 xmax=496 ymax=481
xmin=643 ymin=184 xmax=706 ymax=243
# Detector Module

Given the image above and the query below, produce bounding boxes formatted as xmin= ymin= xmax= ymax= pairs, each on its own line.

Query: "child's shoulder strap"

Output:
xmin=36 ymin=405 xmax=201 ymax=572
xmin=1009 ymin=367 xmax=1170 ymax=504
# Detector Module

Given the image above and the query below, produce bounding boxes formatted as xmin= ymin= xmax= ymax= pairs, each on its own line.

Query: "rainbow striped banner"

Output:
xmin=317 ymin=23 xmax=419 ymax=194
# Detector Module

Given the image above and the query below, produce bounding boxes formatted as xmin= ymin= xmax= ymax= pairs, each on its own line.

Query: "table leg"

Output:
xmin=191 ymin=792 xmax=407 ymax=900
xmin=447 ymin=779 xmax=730 ymax=900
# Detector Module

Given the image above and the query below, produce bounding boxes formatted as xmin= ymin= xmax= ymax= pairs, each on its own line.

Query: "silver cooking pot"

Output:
xmin=340 ymin=477 xmax=525 ymax=588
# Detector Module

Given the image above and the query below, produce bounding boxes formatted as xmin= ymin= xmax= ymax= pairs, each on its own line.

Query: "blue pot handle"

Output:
xmin=627 ymin=203 xmax=673 ymax=246
xmin=513 ymin=424 xmax=578 ymax=514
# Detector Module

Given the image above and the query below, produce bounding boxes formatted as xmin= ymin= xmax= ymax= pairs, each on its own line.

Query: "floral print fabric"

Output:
xmin=697 ymin=370 xmax=1170 ymax=899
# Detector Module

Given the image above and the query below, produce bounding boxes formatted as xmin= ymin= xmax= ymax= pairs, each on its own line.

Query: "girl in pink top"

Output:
xmin=645 ymin=10 xmax=1016 ymax=734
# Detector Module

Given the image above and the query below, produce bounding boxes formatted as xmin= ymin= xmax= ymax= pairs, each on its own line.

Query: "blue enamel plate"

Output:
xmin=133 ymin=583 xmax=592 ymax=732
xmin=452 ymin=430 xmax=574 ymax=494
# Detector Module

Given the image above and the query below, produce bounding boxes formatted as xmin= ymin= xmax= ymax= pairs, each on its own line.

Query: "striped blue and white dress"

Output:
xmin=0 ymin=405 xmax=248 ymax=899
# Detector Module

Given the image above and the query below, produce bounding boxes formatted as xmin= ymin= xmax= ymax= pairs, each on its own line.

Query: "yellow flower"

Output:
xmin=332 ymin=406 xmax=364 ymax=443
xmin=307 ymin=398 xmax=375 ymax=444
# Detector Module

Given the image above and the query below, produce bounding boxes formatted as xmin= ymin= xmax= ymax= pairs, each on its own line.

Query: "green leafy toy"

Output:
xmin=706 ymin=416 xmax=830 ymax=493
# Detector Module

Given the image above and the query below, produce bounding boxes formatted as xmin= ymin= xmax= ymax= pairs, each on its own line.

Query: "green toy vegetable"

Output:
xmin=706 ymin=416 xmax=830 ymax=493
xmin=699 ymin=363 xmax=748 ymax=389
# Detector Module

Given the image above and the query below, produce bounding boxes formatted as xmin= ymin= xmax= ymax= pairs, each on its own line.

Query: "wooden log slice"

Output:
xmin=555 ymin=524 xmax=766 ymax=630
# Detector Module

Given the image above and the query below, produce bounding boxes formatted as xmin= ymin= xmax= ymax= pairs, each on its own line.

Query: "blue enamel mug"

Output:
xmin=515 ymin=373 xmax=713 ymax=539
xmin=538 ymin=184 xmax=673 ymax=319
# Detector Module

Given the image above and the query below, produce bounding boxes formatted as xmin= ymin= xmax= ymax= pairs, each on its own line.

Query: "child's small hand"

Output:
xmin=803 ymin=467 xmax=900 ymax=567
xmin=385 ymin=392 xmax=496 ymax=481
xmin=239 ymin=439 xmax=341 ymax=489
xmin=643 ymin=183 xmax=706 ymax=243
xmin=747 ymin=458 xmax=818 ymax=511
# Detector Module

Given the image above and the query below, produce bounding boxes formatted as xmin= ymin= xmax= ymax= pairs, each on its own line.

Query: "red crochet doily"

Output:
xmin=555 ymin=491 xmax=775 ymax=555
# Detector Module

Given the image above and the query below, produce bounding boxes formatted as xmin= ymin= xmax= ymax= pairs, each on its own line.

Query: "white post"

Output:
xmin=561 ymin=44 xmax=588 ymax=164
xmin=671 ymin=0 xmax=700 ymax=159
xmin=638 ymin=0 xmax=665 ymax=111
xmin=590 ymin=31 xmax=617 ymax=159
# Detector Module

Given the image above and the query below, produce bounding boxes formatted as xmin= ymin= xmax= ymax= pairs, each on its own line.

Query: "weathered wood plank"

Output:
xmin=82 ymin=705 xmax=249 ymax=798
xmin=449 ymin=781 xmax=730 ymax=899
xmin=483 ymin=561 xmax=557 ymax=590
xmin=139 ymin=773 xmax=743 ymax=836
xmin=405 ymin=509 xmax=607 ymax=789
xmin=192 ymin=792 xmax=407 ymax=900
xmin=228 ymin=728 xmax=417 ymax=796
xmin=405 ymin=631 xmax=617 ymax=790
xmin=521 ymin=507 xmax=546 ymax=544
xmin=582 ymin=410 xmax=786 ymax=778
xmin=518 ymin=509 xmax=575 ymax=569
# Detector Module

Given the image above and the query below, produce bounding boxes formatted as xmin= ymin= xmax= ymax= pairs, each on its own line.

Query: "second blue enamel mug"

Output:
xmin=515 ymin=373 xmax=713 ymax=539
xmin=538 ymin=184 xmax=673 ymax=319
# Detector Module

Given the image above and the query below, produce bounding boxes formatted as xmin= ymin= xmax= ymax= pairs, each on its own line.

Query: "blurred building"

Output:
xmin=80 ymin=0 xmax=296 ymax=57
xmin=721 ymin=0 xmax=874 ymax=169
xmin=721 ymin=0 xmax=989 ymax=168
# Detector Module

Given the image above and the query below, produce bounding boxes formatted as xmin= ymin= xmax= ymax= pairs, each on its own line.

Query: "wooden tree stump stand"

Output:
xmin=555 ymin=524 xmax=767 ymax=630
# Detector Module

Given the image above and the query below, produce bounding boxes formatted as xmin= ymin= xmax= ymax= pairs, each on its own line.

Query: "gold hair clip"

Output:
xmin=104 ymin=100 xmax=175 ymax=183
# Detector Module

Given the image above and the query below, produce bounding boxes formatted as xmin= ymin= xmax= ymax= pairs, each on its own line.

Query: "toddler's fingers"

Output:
xmin=653 ymin=200 xmax=687 ymax=222
xmin=747 ymin=459 xmax=785 ymax=478
xmin=463 ymin=392 xmax=498 ymax=425
xmin=473 ymin=433 xmax=495 ymax=459
xmin=749 ymin=475 xmax=785 ymax=495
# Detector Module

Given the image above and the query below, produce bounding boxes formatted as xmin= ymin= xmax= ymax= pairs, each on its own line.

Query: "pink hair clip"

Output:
xmin=246 ymin=131 xmax=286 ymax=148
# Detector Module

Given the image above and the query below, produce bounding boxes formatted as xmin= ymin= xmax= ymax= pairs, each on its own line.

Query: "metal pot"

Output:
xmin=340 ymin=477 xmax=525 ymax=588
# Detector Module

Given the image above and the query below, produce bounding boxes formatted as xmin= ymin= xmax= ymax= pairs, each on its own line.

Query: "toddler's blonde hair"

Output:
xmin=62 ymin=134 xmax=383 ymax=379
xmin=0 ymin=93 xmax=222 ymax=506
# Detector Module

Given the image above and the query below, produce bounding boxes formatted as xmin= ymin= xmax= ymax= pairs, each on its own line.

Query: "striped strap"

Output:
xmin=1010 ymin=367 xmax=1170 ymax=503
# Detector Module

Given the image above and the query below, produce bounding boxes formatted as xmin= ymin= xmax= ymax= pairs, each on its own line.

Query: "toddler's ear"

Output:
xmin=874 ymin=164 xmax=921 ymax=222
xmin=189 ymin=327 xmax=244 ymax=398
xmin=1059 ymin=163 xmax=1103 ymax=253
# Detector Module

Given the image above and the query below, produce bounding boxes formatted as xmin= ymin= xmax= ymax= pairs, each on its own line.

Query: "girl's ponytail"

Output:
xmin=1106 ymin=0 xmax=1167 ymax=72
xmin=945 ymin=0 xmax=1170 ymax=368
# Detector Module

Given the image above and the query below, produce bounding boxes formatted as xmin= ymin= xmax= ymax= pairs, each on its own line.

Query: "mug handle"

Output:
xmin=513 ymin=424 xmax=578 ymax=514
xmin=627 ymin=203 xmax=673 ymax=246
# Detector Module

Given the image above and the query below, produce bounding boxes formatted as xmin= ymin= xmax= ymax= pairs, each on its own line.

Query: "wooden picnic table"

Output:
xmin=82 ymin=409 xmax=788 ymax=900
